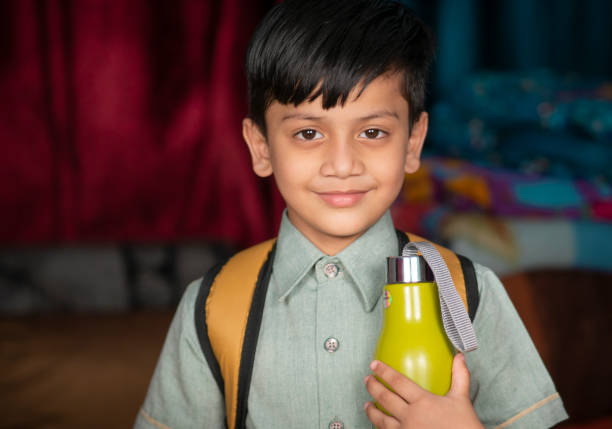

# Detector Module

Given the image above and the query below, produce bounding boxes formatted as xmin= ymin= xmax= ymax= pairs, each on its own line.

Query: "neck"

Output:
xmin=286 ymin=212 xmax=365 ymax=255
xmin=310 ymin=233 xmax=362 ymax=256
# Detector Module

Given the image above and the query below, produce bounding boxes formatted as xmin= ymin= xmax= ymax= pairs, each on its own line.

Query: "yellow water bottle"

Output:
xmin=373 ymin=251 xmax=454 ymax=402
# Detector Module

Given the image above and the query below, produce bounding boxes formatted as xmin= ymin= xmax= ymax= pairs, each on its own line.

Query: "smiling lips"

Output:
xmin=317 ymin=191 xmax=368 ymax=208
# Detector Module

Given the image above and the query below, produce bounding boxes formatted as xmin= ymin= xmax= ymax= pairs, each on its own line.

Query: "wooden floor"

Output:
xmin=1 ymin=269 xmax=611 ymax=428
xmin=0 ymin=311 xmax=172 ymax=429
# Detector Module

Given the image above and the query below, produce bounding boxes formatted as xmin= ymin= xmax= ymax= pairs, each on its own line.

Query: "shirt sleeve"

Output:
xmin=466 ymin=264 xmax=569 ymax=429
xmin=133 ymin=280 xmax=226 ymax=429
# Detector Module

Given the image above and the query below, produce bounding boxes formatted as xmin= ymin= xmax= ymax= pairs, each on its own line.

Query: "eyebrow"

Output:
xmin=280 ymin=113 xmax=323 ymax=122
xmin=358 ymin=110 xmax=400 ymax=121
xmin=280 ymin=109 xmax=399 ymax=122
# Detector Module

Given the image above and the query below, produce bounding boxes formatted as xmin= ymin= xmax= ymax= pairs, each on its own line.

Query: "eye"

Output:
xmin=359 ymin=128 xmax=387 ymax=139
xmin=295 ymin=129 xmax=323 ymax=140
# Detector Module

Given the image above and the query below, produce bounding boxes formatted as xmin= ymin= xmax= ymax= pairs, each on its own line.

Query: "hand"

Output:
xmin=364 ymin=354 xmax=484 ymax=429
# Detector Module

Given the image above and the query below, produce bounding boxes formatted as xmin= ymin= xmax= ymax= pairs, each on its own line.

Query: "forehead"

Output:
xmin=266 ymin=73 xmax=408 ymax=121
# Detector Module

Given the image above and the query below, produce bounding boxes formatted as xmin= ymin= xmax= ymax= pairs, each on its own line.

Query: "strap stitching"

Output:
xmin=494 ymin=392 xmax=561 ymax=429
xmin=139 ymin=409 xmax=171 ymax=429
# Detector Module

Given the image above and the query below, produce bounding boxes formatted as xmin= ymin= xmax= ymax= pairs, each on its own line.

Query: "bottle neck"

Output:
xmin=387 ymin=255 xmax=434 ymax=284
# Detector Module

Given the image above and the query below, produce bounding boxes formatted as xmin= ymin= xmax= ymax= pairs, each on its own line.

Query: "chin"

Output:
xmin=322 ymin=213 xmax=377 ymax=238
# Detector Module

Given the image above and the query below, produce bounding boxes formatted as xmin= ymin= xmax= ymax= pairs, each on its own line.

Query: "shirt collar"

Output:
xmin=272 ymin=210 xmax=399 ymax=312
xmin=273 ymin=211 xmax=325 ymax=302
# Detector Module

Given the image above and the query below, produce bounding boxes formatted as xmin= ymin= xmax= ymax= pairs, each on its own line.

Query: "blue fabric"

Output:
xmin=513 ymin=181 xmax=583 ymax=209
xmin=427 ymin=70 xmax=612 ymax=181
xmin=575 ymin=221 xmax=612 ymax=270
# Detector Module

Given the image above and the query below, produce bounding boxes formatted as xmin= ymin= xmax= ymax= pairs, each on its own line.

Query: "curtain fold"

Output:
xmin=0 ymin=0 xmax=282 ymax=246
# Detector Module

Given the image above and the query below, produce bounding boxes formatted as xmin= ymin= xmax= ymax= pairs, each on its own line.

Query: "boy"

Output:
xmin=135 ymin=1 xmax=568 ymax=428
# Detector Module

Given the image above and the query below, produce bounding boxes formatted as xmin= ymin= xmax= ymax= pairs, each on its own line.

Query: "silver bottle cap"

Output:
xmin=386 ymin=254 xmax=434 ymax=284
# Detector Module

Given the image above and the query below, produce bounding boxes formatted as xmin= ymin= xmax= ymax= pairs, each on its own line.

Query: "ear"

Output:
xmin=242 ymin=118 xmax=273 ymax=177
xmin=404 ymin=112 xmax=428 ymax=174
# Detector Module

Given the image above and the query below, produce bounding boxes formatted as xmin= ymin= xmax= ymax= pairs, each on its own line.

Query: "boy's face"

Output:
xmin=243 ymin=73 xmax=428 ymax=255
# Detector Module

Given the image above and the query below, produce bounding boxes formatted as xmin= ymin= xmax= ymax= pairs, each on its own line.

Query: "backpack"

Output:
xmin=194 ymin=229 xmax=480 ymax=429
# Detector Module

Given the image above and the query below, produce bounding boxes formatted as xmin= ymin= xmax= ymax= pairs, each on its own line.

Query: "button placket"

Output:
xmin=316 ymin=258 xmax=346 ymax=428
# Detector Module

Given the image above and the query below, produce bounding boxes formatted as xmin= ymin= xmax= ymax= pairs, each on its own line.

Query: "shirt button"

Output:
xmin=324 ymin=337 xmax=339 ymax=353
xmin=329 ymin=418 xmax=344 ymax=429
xmin=323 ymin=263 xmax=340 ymax=278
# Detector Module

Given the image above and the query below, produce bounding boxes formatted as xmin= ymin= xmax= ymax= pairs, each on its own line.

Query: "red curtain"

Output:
xmin=0 ymin=0 xmax=284 ymax=246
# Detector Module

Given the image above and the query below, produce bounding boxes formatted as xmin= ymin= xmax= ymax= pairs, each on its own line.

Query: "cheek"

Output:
xmin=383 ymin=168 xmax=406 ymax=197
xmin=369 ymin=150 xmax=406 ymax=185
xmin=369 ymin=161 xmax=406 ymax=204
xmin=271 ymin=144 xmax=319 ymax=178
xmin=269 ymin=151 xmax=311 ymax=194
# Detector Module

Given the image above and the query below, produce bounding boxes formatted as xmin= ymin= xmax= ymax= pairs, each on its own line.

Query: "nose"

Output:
xmin=320 ymin=137 xmax=364 ymax=178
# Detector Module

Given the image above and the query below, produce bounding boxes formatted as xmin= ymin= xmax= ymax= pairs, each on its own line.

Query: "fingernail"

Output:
xmin=363 ymin=401 xmax=370 ymax=411
xmin=370 ymin=360 xmax=379 ymax=370
xmin=364 ymin=375 xmax=370 ymax=384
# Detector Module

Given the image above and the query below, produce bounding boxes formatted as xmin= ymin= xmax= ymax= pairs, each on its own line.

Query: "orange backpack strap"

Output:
xmin=194 ymin=239 xmax=276 ymax=429
xmin=395 ymin=229 xmax=479 ymax=321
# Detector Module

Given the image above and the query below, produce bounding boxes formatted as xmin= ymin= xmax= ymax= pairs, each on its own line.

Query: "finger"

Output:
xmin=364 ymin=374 xmax=411 ymax=418
xmin=364 ymin=401 xmax=400 ymax=429
xmin=370 ymin=360 xmax=427 ymax=404
xmin=448 ymin=353 xmax=471 ymax=398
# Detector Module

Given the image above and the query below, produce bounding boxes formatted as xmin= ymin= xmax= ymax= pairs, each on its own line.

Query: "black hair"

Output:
xmin=245 ymin=0 xmax=435 ymax=134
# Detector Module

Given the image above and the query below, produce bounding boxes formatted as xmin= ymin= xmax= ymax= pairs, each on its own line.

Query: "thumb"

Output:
xmin=448 ymin=353 xmax=471 ymax=398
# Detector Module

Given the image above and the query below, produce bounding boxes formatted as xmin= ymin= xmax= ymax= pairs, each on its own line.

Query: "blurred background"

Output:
xmin=1 ymin=0 xmax=611 ymax=428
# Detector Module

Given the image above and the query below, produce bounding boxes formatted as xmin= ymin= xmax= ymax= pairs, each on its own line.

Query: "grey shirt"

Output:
xmin=135 ymin=211 xmax=568 ymax=429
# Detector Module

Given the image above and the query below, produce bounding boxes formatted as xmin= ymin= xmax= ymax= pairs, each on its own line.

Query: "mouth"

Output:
xmin=316 ymin=190 xmax=368 ymax=208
